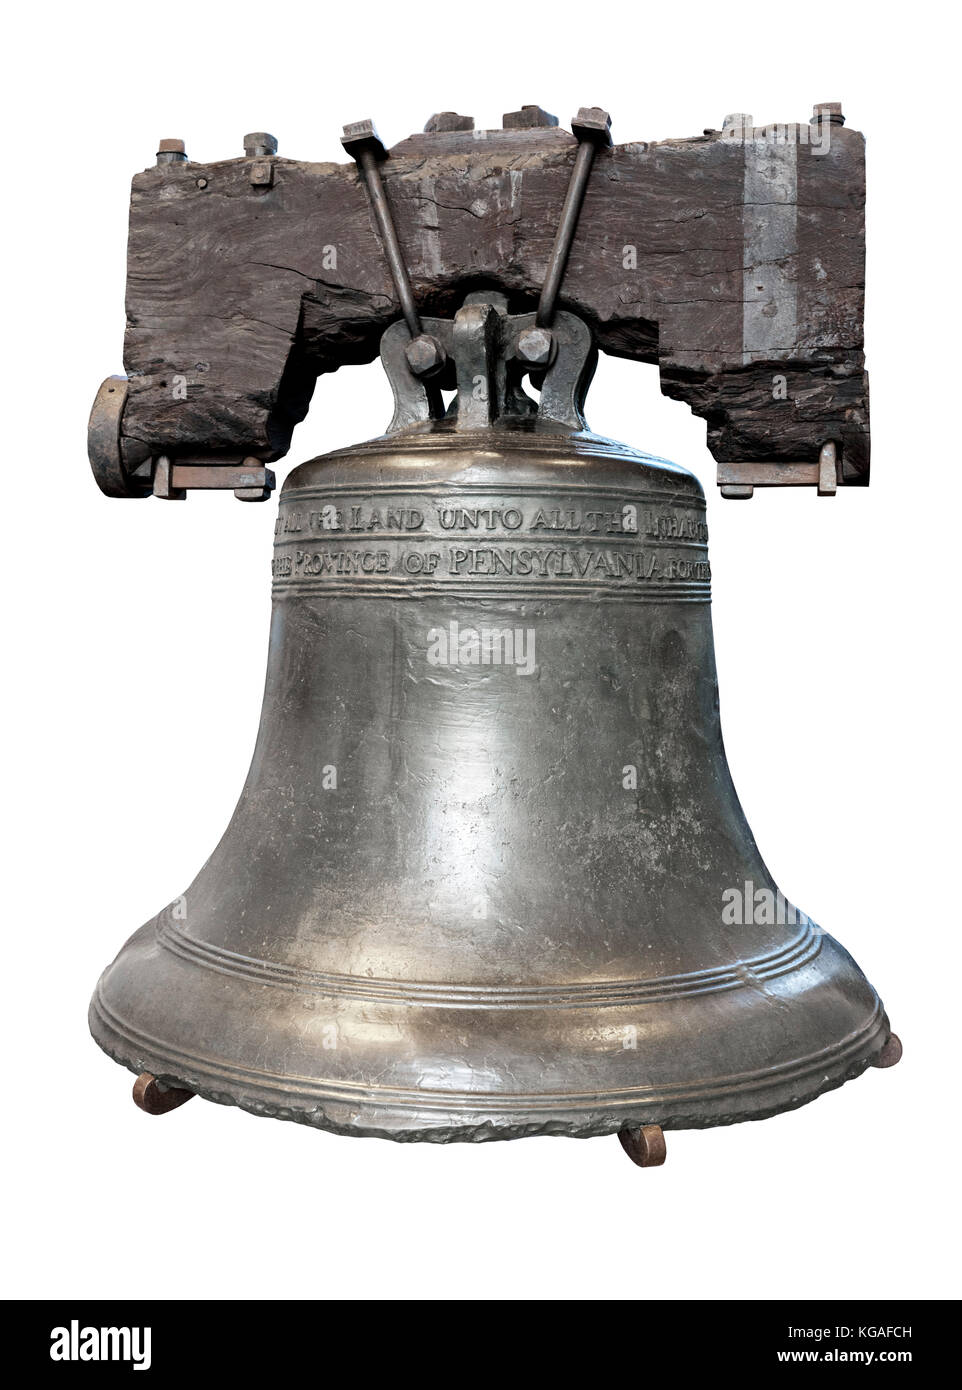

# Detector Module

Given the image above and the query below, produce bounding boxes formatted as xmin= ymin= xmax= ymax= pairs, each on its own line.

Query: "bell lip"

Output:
xmin=89 ymin=972 xmax=890 ymax=1143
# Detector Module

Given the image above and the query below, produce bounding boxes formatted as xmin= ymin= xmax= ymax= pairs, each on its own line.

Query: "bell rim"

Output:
xmin=90 ymin=976 xmax=890 ymax=1142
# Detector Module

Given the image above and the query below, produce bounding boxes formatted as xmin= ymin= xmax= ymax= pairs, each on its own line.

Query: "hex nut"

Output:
xmin=516 ymin=327 xmax=555 ymax=368
xmin=404 ymin=334 xmax=446 ymax=378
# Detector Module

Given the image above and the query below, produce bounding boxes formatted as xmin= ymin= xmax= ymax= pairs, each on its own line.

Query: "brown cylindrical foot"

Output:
xmin=132 ymin=1072 xmax=194 ymax=1115
xmin=618 ymin=1123 xmax=667 ymax=1167
xmin=872 ymin=1033 xmax=903 ymax=1069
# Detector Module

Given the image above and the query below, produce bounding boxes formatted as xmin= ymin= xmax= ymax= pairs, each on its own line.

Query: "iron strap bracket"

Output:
xmin=718 ymin=442 xmax=838 ymax=499
xmin=344 ymin=109 xmax=611 ymax=432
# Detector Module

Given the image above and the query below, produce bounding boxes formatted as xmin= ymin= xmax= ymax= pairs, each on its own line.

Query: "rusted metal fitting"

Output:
xmin=156 ymin=138 xmax=187 ymax=167
xmin=872 ymin=1033 xmax=903 ymax=1069
xmin=88 ymin=376 xmax=152 ymax=498
xmin=244 ymin=132 xmax=278 ymax=158
xmin=719 ymin=440 xmax=839 ymax=498
xmin=812 ymin=102 xmax=845 ymax=127
xmin=503 ymin=105 xmax=559 ymax=130
xmin=151 ymin=457 xmax=275 ymax=502
xmin=342 ymin=118 xmax=428 ymax=351
xmin=244 ymin=133 xmax=277 ymax=187
xmin=516 ymin=326 xmax=555 ymax=368
xmin=535 ymin=107 xmax=612 ymax=328
xmin=571 ymin=106 xmax=613 ymax=147
xmin=619 ymin=1124 xmax=668 ymax=1167
xmin=132 ymin=1072 xmax=194 ymax=1115
xmin=341 ymin=119 xmax=387 ymax=162
xmin=424 ymin=112 xmax=474 ymax=133
xmin=404 ymin=334 xmax=446 ymax=379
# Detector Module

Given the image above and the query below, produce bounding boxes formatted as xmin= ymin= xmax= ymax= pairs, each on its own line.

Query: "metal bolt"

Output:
xmin=341 ymin=119 xmax=386 ymax=161
xmin=404 ymin=334 xmax=446 ymax=378
xmin=342 ymin=118 xmax=423 ymax=342
xmin=503 ymin=105 xmax=559 ymax=130
xmin=535 ymin=108 xmax=613 ymax=330
xmin=812 ymin=102 xmax=845 ymax=127
xmin=156 ymin=139 xmax=187 ymax=166
xmin=571 ymin=106 xmax=612 ymax=147
xmin=424 ymin=112 xmax=474 ymax=133
xmin=516 ymin=326 xmax=555 ymax=368
xmin=244 ymin=132 xmax=278 ymax=157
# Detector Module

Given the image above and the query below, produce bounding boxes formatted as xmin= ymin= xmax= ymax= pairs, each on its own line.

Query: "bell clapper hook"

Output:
xmin=618 ymin=1124 xmax=667 ymax=1168
xmin=132 ymin=1072 xmax=194 ymax=1116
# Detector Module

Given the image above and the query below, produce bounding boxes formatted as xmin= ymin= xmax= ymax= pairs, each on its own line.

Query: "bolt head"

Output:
xmin=341 ymin=119 xmax=386 ymax=161
xmin=244 ymin=132 xmax=278 ymax=156
xmin=424 ymin=112 xmax=475 ymax=133
xmin=156 ymin=138 xmax=188 ymax=167
xmin=571 ymin=107 xmax=612 ymax=147
xmin=503 ymin=106 xmax=559 ymax=130
xmin=516 ymin=327 xmax=555 ymax=368
xmin=404 ymin=334 xmax=446 ymax=378
xmin=812 ymin=102 xmax=845 ymax=126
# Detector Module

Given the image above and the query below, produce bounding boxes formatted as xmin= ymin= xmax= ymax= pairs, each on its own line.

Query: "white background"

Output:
xmin=3 ymin=1 xmax=959 ymax=1302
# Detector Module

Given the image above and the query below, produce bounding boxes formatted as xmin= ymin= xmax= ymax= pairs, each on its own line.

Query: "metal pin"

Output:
xmin=341 ymin=120 xmax=421 ymax=339
xmin=537 ymin=107 xmax=612 ymax=328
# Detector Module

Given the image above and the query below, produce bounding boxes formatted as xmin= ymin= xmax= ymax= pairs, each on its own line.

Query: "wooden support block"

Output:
xmin=118 ymin=111 xmax=869 ymax=485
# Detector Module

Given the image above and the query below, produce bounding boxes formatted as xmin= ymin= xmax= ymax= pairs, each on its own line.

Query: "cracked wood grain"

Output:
xmin=121 ymin=120 xmax=868 ymax=481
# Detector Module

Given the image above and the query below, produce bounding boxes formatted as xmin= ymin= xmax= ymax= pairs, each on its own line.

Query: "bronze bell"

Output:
xmin=90 ymin=295 xmax=899 ymax=1162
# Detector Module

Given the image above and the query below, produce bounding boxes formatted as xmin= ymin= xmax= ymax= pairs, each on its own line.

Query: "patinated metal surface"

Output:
xmin=90 ymin=298 xmax=893 ymax=1143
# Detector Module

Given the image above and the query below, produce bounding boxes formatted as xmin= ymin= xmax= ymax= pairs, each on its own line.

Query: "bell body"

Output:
xmin=90 ymin=421 xmax=889 ymax=1140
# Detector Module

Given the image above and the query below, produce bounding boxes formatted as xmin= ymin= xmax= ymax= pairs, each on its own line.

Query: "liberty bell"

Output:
xmin=88 ymin=108 xmax=900 ymax=1164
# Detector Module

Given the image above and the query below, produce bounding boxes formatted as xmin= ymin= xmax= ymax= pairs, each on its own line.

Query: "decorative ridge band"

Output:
xmin=270 ymin=582 xmax=712 ymax=603
xmin=91 ymin=989 xmax=883 ymax=1113
xmin=156 ymin=915 xmax=822 ymax=1009
xmin=270 ymin=485 xmax=710 ymax=600
xmin=284 ymin=482 xmax=706 ymax=506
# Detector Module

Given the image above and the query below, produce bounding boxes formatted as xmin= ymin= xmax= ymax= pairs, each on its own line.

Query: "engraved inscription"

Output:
xmin=272 ymin=492 xmax=711 ymax=596
xmin=273 ymin=501 xmax=709 ymax=542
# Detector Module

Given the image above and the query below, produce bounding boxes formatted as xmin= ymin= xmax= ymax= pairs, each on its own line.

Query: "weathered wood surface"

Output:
xmin=122 ymin=115 xmax=868 ymax=481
